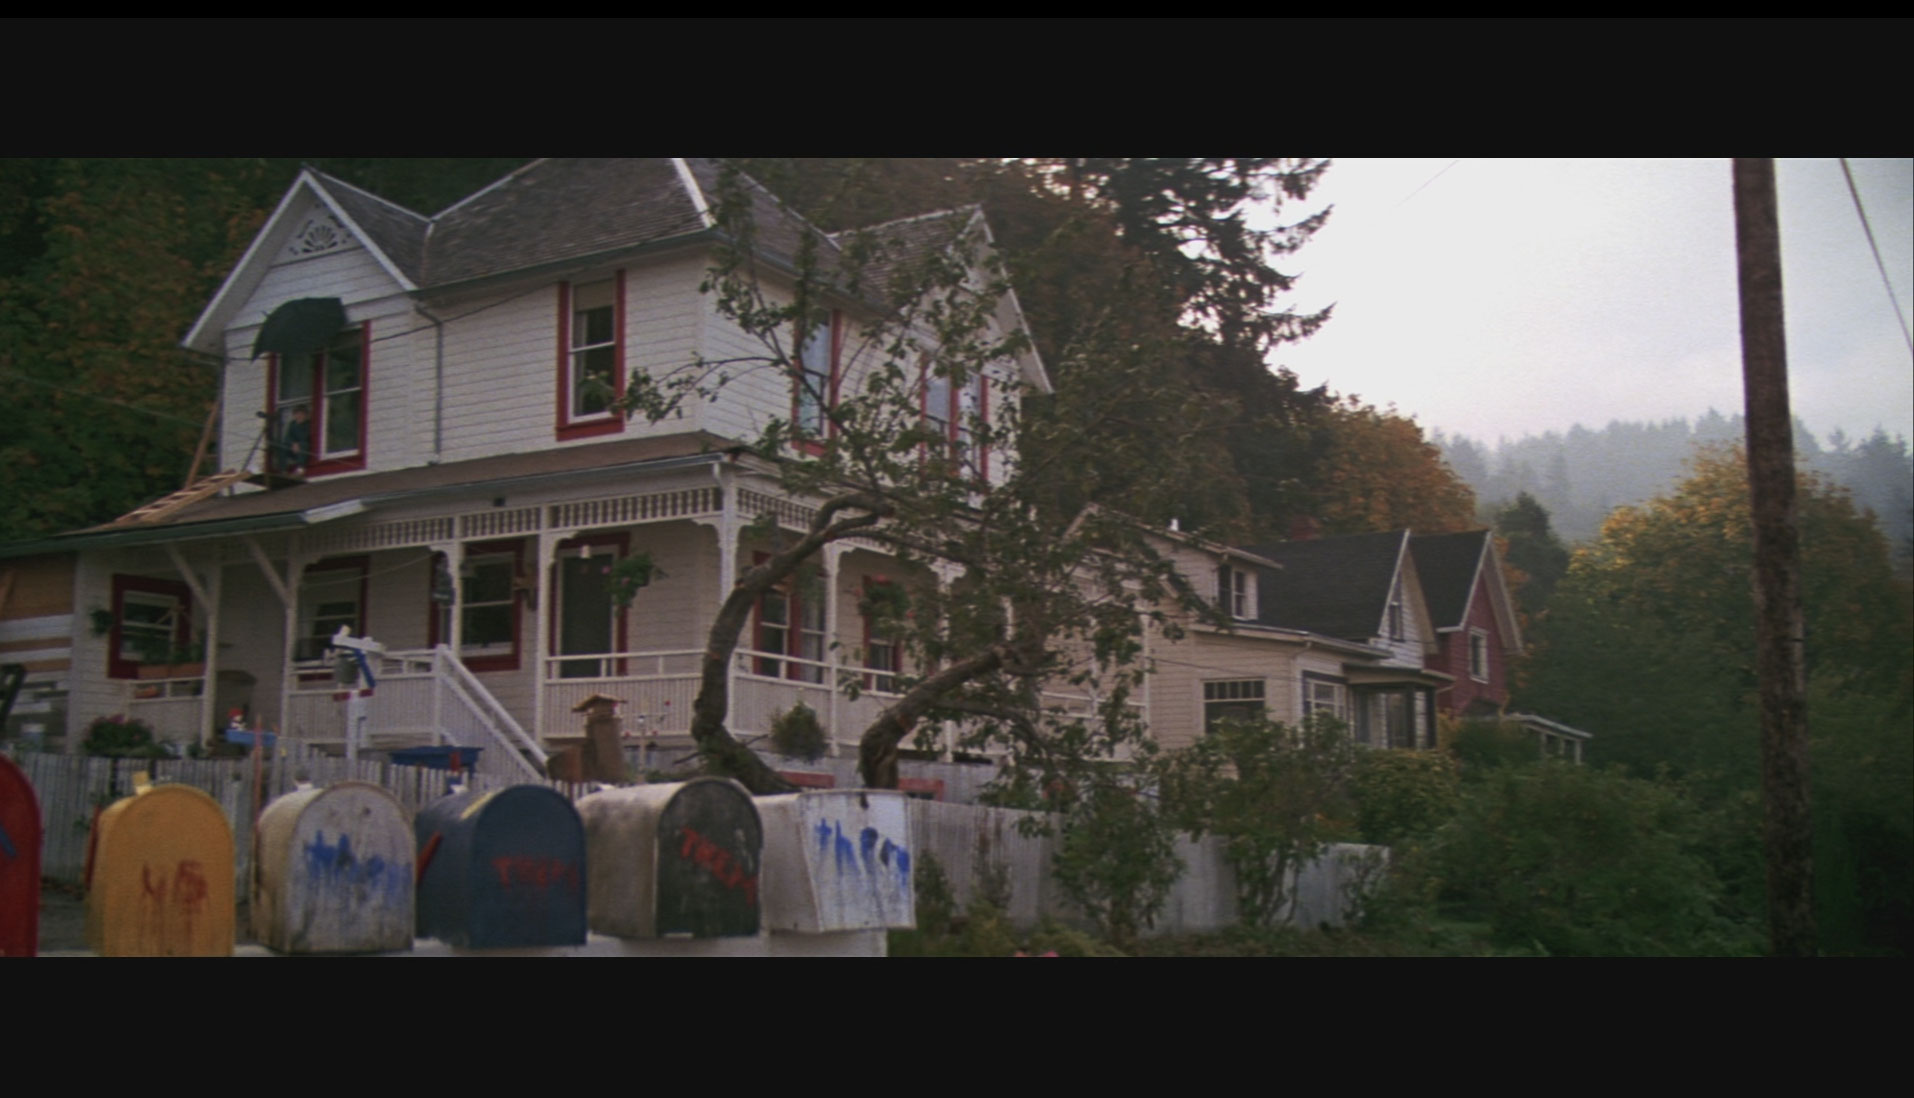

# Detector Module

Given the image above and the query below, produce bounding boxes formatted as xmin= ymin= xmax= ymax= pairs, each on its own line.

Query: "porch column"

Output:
xmin=821 ymin=543 xmax=845 ymax=758
xmin=932 ymin=560 xmax=961 ymax=762
xmin=715 ymin=467 xmax=740 ymax=740
xmin=164 ymin=542 xmax=219 ymax=749
xmin=532 ymin=528 xmax=562 ymax=745
xmin=441 ymin=541 xmax=465 ymax=656
xmin=242 ymin=536 xmax=304 ymax=739
xmin=200 ymin=562 xmax=223 ymax=748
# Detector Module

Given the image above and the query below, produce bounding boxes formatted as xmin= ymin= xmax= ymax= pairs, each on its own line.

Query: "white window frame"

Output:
xmin=1219 ymin=565 xmax=1253 ymax=621
xmin=569 ymin=280 xmax=618 ymax=422
xmin=1468 ymin=628 xmax=1490 ymax=682
xmin=1301 ymin=675 xmax=1347 ymax=725
xmin=794 ymin=314 xmax=838 ymax=441
xmin=1202 ymin=678 xmax=1266 ymax=732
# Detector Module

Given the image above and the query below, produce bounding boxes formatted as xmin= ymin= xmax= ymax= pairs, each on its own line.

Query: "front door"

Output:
xmin=557 ymin=551 xmax=616 ymax=679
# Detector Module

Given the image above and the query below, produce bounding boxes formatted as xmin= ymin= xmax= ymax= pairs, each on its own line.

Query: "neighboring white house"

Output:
xmin=26 ymin=159 xmax=1048 ymax=785
xmin=1144 ymin=527 xmax=1451 ymax=753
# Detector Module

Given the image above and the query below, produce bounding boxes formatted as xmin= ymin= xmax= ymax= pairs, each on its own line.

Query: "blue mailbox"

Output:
xmin=414 ymin=785 xmax=586 ymax=949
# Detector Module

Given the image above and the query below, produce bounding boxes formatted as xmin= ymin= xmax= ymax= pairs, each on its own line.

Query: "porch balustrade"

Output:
xmin=124 ymin=677 xmax=204 ymax=743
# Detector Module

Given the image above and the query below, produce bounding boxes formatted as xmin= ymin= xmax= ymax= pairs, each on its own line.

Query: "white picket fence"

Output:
xmin=904 ymin=800 xmax=1381 ymax=934
xmin=10 ymin=749 xmax=1379 ymax=935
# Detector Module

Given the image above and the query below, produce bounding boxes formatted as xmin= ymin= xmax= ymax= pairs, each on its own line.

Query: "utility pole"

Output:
xmin=1732 ymin=157 xmax=1815 ymax=956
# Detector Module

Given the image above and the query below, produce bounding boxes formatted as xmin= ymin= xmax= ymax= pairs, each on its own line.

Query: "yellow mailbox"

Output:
xmin=85 ymin=778 xmax=234 ymax=957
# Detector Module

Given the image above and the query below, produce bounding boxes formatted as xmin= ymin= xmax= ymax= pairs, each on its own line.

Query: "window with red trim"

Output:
xmin=921 ymin=360 xmax=989 ymax=480
xmin=752 ymin=554 xmax=824 ymax=683
xmin=107 ymin=575 xmax=191 ymax=679
xmin=269 ymin=325 xmax=368 ymax=476
xmin=429 ymin=541 xmax=524 ymax=672
xmin=557 ymin=273 xmax=626 ymax=441
xmin=793 ymin=311 xmax=840 ymax=452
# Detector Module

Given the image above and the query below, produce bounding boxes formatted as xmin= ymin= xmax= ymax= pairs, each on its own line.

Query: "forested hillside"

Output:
xmin=1441 ymin=412 xmax=1913 ymax=553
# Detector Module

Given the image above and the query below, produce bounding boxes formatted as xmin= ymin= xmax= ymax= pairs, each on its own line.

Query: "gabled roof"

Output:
xmin=1410 ymin=529 xmax=1490 ymax=631
xmin=1248 ymin=530 xmax=1410 ymax=641
xmin=184 ymin=166 xmax=431 ymax=353
xmin=312 ymin=168 xmax=431 ymax=285
xmin=422 ymin=159 xmax=717 ymax=288
xmin=185 ymin=160 xmax=1046 ymax=390
xmin=1410 ymin=528 xmax=1524 ymax=653
xmin=830 ymin=205 xmax=1050 ymax=393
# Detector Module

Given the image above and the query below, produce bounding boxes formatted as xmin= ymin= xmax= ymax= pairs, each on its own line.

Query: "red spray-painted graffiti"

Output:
xmin=138 ymin=859 xmax=209 ymax=950
xmin=677 ymin=826 xmax=758 ymax=907
xmin=490 ymin=856 xmax=581 ymax=894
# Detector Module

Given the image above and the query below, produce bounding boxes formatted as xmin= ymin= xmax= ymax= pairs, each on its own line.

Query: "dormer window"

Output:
xmin=270 ymin=325 xmax=367 ymax=477
xmin=1218 ymin=564 xmax=1253 ymax=620
xmin=557 ymin=274 xmax=626 ymax=441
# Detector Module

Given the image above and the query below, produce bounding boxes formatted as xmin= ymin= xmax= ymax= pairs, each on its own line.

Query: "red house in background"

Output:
xmin=1409 ymin=531 xmax=1524 ymax=718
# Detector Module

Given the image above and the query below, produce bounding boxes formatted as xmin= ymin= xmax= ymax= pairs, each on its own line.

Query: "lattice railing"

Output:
xmin=548 ymin=486 xmax=720 ymax=531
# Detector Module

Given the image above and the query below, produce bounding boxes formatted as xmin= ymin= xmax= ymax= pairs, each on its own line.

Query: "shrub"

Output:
xmin=1351 ymin=749 xmax=1461 ymax=845
xmin=768 ymin=702 xmax=827 ymax=762
xmin=1051 ymin=779 xmax=1181 ymax=949
xmin=81 ymin=714 xmax=166 ymax=758
xmin=1430 ymin=762 xmax=1757 ymax=955
xmin=1160 ymin=715 xmax=1357 ymax=927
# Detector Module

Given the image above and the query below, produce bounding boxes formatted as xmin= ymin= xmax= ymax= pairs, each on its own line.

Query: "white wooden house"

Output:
xmin=35 ymin=159 xmax=1048 ymax=784
xmin=1145 ymin=528 xmax=1454 ymax=752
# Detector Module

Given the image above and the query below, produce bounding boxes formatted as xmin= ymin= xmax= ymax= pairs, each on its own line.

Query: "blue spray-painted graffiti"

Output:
xmin=814 ymin=819 xmax=910 ymax=892
xmin=303 ymin=831 xmax=409 ymax=905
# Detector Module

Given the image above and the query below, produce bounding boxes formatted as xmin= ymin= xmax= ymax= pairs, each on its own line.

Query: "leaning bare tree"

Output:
xmin=618 ymin=162 xmax=1196 ymax=793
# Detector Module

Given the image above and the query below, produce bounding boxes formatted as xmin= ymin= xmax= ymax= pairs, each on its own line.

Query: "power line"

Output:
xmin=1392 ymin=159 xmax=1462 ymax=210
xmin=1839 ymin=158 xmax=1914 ymax=358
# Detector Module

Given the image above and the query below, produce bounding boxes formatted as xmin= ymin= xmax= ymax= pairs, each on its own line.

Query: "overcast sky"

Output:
xmin=1270 ymin=158 xmax=1914 ymax=450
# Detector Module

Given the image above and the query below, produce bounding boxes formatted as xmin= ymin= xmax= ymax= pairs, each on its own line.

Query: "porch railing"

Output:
xmin=283 ymin=646 xmax=546 ymax=783
xmin=124 ymin=677 xmax=204 ymax=743
xmin=531 ymin=647 xmax=1144 ymax=763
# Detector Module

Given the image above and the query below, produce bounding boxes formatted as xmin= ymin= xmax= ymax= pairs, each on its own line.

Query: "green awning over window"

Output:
xmin=251 ymin=297 xmax=348 ymax=360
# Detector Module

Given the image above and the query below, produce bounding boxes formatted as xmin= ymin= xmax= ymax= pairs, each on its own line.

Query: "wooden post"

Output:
xmin=1732 ymin=157 xmax=1815 ymax=956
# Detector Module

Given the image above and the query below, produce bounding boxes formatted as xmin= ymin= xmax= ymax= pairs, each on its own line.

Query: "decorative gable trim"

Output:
xmin=283 ymin=210 xmax=353 ymax=259
xmin=183 ymin=169 xmax=420 ymax=356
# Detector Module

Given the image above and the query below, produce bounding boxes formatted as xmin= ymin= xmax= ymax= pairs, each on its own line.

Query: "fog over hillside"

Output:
xmin=1436 ymin=412 xmax=1914 ymax=550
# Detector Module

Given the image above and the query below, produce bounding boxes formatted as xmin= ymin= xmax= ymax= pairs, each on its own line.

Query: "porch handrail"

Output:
xmin=431 ymin=644 xmax=548 ymax=776
xmin=539 ymin=648 xmax=703 ymax=679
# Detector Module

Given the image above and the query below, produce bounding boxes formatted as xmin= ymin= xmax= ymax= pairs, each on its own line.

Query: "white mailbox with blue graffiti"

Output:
xmin=757 ymin=791 xmax=914 ymax=933
xmin=254 ymin=782 xmax=414 ymax=954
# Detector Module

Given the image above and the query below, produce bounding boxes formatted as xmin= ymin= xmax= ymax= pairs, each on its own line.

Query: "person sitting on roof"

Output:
xmin=277 ymin=404 xmax=310 ymax=477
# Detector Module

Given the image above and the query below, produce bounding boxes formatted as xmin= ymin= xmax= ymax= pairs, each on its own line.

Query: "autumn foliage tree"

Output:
xmin=1520 ymin=444 xmax=1912 ymax=952
xmin=1308 ymin=396 xmax=1478 ymax=536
